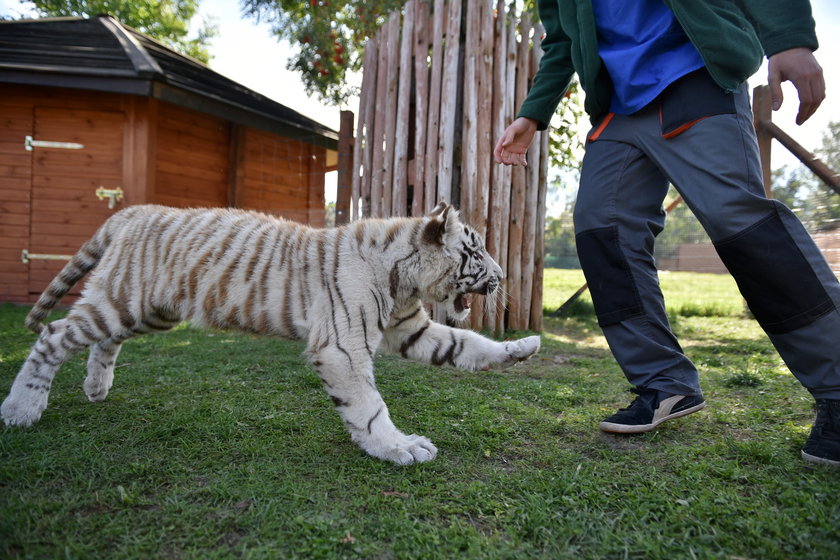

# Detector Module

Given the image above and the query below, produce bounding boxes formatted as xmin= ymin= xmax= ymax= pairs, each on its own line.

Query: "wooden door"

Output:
xmin=27 ymin=107 xmax=125 ymax=297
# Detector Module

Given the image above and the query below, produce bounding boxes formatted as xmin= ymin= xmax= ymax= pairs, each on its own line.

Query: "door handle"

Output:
xmin=95 ymin=187 xmax=124 ymax=209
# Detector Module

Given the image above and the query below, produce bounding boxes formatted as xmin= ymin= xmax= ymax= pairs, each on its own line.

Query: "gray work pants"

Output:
xmin=574 ymin=81 xmax=840 ymax=400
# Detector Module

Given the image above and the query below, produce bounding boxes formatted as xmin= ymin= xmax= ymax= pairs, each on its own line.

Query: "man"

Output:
xmin=495 ymin=0 xmax=840 ymax=467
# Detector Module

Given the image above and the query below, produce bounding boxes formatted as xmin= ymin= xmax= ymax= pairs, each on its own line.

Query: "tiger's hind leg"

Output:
xmin=83 ymin=306 xmax=181 ymax=403
xmin=1 ymin=314 xmax=99 ymax=427
xmin=84 ymin=338 xmax=123 ymax=402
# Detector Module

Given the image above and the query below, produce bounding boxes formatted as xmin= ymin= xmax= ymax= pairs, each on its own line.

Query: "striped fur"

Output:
xmin=1 ymin=202 xmax=540 ymax=464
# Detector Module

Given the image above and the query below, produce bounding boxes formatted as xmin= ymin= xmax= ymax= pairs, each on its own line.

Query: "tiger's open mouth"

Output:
xmin=454 ymin=293 xmax=471 ymax=313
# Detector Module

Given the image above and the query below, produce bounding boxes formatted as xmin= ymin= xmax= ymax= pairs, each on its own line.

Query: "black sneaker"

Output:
xmin=600 ymin=388 xmax=706 ymax=434
xmin=801 ymin=399 xmax=840 ymax=467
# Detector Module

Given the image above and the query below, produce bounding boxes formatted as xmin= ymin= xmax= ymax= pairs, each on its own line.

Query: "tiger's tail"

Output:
xmin=24 ymin=210 xmax=126 ymax=334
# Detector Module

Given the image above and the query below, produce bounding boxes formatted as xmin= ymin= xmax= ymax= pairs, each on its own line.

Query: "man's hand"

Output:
xmin=494 ymin=117 xmax=538 ymax=166
xmin=768 ymin=47 xmax=825 ymax=125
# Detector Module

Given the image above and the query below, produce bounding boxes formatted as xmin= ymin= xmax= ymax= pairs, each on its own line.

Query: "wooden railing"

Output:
xmin=752 ymin=85 xmax=840 ymax=197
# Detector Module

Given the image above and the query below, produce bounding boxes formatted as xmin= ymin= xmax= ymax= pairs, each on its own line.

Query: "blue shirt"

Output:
xmin=591 ymin=0 xmax=705 ymax=115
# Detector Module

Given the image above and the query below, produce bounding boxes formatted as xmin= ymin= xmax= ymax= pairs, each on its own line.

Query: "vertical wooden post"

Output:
xmin=412 ymin=0 xmax=431 ymax=216
xmin=487 ymin=0 xmax=508 ymax=331
xmin=530 ymin=128 xmax=550 ymax=331
xmin=335 ymin=110 xmax=354 ymax=226
xmin=461 ymin=0 xmax=480 ymax=329
xmin=752 ymin=85 xmax=773 ymax=198
xmin=423 ymin=0 xmax=446 ymax=214
xmin=352 ymin=40 xmax=377 ymax=221
xmin=361 ymin=38 xmax=379 ymax=219
xmin=381 ymin=12 xmax=401 ymax=216
xmin=437 ymin=0 xmax=462 ymax=205
xmin=227 ymin=123 xmax=246 ymax=208
xmin=393 ymin=2 xmax=415 ymax=216
xmin=520 ymin=24 xmax=544 ymax=329
xmin=123 ymin=96 xmax=157 ymax=206
xmin=461 ymin=0 xmax=479 ymax=246
xmin=506 ymin=14 xmax=532 ymax=330
xmin=495 ymin=17 xmax=517 ymax=335
xmin=475 ymin=0 xmax=494 ymax=238
xmin=469 ymin=0 xmax=495 ymax=330
xmin=371 ymin=25 xmax=390 ymax=217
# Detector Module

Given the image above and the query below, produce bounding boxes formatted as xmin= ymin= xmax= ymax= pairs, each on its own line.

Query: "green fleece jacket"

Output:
xmin=518 ymin=0 xmax=820 ymax=128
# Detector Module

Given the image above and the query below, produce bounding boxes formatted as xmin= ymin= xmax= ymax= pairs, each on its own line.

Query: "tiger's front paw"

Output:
xmin=362 ymin=432 xmax=438 ymax=465
xmin=500 ymin=335 xmax=541 ymax=367
xmin=1 ymin=390 xmax=47 ymax=427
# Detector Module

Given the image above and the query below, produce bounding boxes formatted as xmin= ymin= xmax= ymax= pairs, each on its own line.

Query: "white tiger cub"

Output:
xmin=1 ymin=202 xmax=540 ymax=464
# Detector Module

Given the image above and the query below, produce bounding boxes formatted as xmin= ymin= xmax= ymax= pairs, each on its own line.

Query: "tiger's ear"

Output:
xmin=428 ymin=200 xmax=449 ymax=217
xmin=422 ymin=203 xmax=461 ymax=246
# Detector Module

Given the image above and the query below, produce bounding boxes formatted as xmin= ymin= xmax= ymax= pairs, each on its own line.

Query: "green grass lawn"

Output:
xmin=1 ymin=270 xmax=838 ymax=559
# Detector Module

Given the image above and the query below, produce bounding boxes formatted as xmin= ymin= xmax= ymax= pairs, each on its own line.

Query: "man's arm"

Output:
xmin=740 ymin=0 xmax=824 ymax=124
xmin=515 ymin=0 xmax=576 ymax=130
xmin=767 ymin=47 xmax=825 ymax=125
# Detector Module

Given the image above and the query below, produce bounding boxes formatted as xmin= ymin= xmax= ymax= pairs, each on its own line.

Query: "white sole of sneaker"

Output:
xmin=599 ymin=401 xmax=707 ymax=434
xmin=801 ymin=450 xmax=840 ymax=467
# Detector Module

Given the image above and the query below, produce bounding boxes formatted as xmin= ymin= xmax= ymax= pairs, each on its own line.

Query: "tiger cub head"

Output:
xmin=420 ymin=201 xmax=503 ymax=321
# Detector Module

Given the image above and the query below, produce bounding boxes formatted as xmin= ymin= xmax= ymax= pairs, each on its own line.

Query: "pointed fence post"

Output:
xmin=335 ymin=110 xmax=354 ymax=226
xmin=752 ymin=85 xmax=773 ymax=198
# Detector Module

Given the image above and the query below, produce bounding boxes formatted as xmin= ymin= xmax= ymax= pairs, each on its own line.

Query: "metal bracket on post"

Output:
xmin=95 ymin=187 xmax=124 ymax=209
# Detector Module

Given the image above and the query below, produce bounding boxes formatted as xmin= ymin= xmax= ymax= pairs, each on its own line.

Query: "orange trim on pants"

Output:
xmin=587 ymin=112 xmax=615 ymax=142
xmin=659 ymin=106 xmax=710 ymax=139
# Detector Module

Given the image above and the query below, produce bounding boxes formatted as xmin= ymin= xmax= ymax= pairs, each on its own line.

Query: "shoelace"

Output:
xmin=621 ymin=387 xmax=658 ymax=411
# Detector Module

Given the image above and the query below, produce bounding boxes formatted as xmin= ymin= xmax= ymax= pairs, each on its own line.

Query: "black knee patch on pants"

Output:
xmin=714 ymin=211 xmax=835 ymax=334
xmin=576 ymin=226 xmax=644 ymax=326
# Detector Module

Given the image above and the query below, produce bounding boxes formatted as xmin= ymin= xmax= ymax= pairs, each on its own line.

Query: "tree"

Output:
xmin=20 ymin=0 xmax=218 ymax=63
xmin=772 ymin=120 xmax=840 ymax=231
xmin=241 ymin=0 xmax=405 ymax=106
xmin=324 ymin=200 xmax=336 ymax=227
xmin=544 ymin=212 xmax=578 ymax=268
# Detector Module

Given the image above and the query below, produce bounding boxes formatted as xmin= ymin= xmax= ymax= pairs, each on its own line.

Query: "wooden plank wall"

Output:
xmin=0 ymin=88 xmax=35 ymax=303
xmin=233 ymin=127 xmax=327 ymax=226
xmin=349 ymin=0 xmax=549 ymax=333
xmin=153 ymin=102 xmax=230 ymax=208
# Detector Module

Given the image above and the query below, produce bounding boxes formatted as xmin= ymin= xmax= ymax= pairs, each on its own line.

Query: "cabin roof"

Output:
xmin=0 ymin=15 xmax=338 ymax=149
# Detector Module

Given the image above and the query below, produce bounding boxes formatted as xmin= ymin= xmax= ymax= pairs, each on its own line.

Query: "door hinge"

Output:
xmin=21 ymin=250 xmax=73 ymax=264
xmin=24 ymin=135 xmax=85 ymax=151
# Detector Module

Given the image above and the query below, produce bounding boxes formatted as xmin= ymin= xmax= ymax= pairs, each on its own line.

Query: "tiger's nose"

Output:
xmin=483 ymin=269 xmax=502 ymax=295
xmin=489 ymin=258 xmax=503 ymax=280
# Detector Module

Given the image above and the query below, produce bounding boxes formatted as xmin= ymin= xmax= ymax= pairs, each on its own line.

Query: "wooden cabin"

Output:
xmin=0 ymin=15 xmax=339 ymax=304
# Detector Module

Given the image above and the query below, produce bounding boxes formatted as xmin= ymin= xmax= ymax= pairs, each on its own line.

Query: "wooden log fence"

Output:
xmin=345 ymin=0 xmax=550 ymax=334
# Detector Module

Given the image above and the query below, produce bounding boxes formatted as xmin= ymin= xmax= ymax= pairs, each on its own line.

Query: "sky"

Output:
xmin=199 ymin=0 xmax=840 ymax=174
xmin=2 ymin=0 xmax=839 ymax=209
